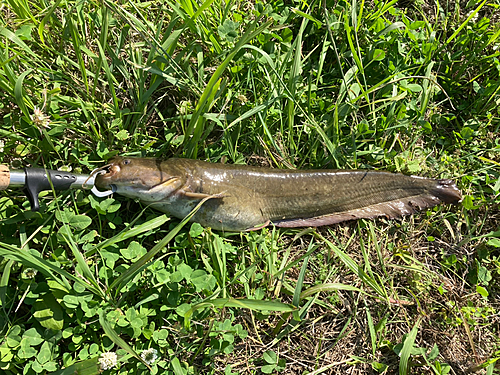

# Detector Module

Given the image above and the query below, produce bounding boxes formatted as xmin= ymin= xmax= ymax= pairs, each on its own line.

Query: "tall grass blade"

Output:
xmin=192 ymin=0 xmax=217 ymax=19
xmin=486 ymin=361 xmax=495 ymax=375
xmin=14 ymin=69 xmax=32 ymax=120
xmin=445 ymin=0 xmax=488 ymax=45
xmin=375 ymin=21 xmax=405 ymax=37
xmin=205 ymin=232 xmax=227 ymax=297
xmin=366 ymin=307 xmax=376 ymax=357
xmin=344 ymin=13 xmax=364 ymax=75
xmin=49 ymin=357 xmax=100 ymax=375
xmin=0 ymin=26 xmax=37 ymax=58
xmin=88 ymin=214 xmax=170 ymax=256
xmin=226 ymin=102 xmax=272 ymax=130
xmin=291 ymin=8 xmax=322 ymax=28
xmin=184 ymin=298 xmax=296 ymax=329
xmin=292 ymin=255 xmax=309 ymax=320
xmin=286 ymin=16 xmax=307 ymax=156
xmin=368 ymin=222 xmax=387 ymax=276
xmin=96 ymin=40 xmax=119 ymax=116
xmin=293 ymin=255 xmax=309 ymax=307
xmin=300 ymin=283 xmax=363 ymax=299
xmin=171 ymin=357 xmax=186 ymax=375
xmin=38 ymin=0 xmax=63 ymax=45
xmin=420 ymin=62 xmax=435 ymax=117
xmin=184 ymin=19 xmax=273 ymax=158
xmin=58 ymin=223 xmax=104 ymax=298
xmin=0 ymin=243 xmax=103 ymax=295
xmin=317 ymin=232 xmax=386 ymax=298
xmin=0 ymin=259 xmax=14 ymax=309
xmin=399 ymin=318 xmax=421 ymax=375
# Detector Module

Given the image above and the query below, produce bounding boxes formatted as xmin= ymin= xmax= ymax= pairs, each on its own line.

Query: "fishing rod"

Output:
xmin=0 ymin=165 xmax=114 ymax=211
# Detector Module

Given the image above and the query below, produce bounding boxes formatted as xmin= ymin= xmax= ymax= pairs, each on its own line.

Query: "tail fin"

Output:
xmin=432 ymin=179 xmax=462 ymax=204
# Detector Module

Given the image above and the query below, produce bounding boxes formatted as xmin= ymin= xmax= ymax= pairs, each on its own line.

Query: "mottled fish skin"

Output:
xmin=95 ymin=157 xmax=462 ymax=232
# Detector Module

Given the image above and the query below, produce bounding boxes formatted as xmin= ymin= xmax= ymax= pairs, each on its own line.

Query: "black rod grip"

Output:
xmin=24 ymin=168 xmax=78 ymax=211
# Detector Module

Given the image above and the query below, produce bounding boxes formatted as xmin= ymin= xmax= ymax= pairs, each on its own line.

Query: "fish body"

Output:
xmin=95 ymin=157 xmax=462 ymax=232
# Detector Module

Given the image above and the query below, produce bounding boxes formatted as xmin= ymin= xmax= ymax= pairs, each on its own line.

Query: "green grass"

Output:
xmin=1 ymin=0 xmax=500 ymax=373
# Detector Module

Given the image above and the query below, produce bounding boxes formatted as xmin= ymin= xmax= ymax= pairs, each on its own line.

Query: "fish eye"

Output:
xmin=123 ymin=159 xmax=131 ymax=165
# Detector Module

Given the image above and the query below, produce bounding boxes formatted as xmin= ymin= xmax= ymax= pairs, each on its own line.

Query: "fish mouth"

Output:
xmin=100 ymin=164 xmax=121 ymax=179
xmin=94 ymin=163 xmax=120 ymax=180
xmin=86 ymin=163 xmax=120 ymax=197
xmin=90 ymin=163 xmax=121 ymax=190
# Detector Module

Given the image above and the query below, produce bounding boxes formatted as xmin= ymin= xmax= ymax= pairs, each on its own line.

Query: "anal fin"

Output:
xmin=273 ymin=194 xmax=442 ymax=228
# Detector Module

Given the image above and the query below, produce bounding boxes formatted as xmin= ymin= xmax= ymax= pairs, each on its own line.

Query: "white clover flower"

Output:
xmin=179 ymin=100 xmax=191 ymax=115
xmin=466 ymin=10 xmax=479 ymax=23
xmin=99 ymin=351 xmax=118 ymax=370
xmin=237 ymin=94 xmax=248 ymax=104
xmin=31 ymin=106 xmax=51 ymax=129
xmin=141 ymin=348 xmax=158 ymax=365
xmin=22 ymin=268 xmax=37 ymax=279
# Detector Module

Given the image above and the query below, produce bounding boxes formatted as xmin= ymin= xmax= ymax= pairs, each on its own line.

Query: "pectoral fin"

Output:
xmin=148 ymin=177 xmax=184 ymax=199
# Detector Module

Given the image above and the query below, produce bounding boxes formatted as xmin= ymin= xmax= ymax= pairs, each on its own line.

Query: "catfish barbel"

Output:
xmin=94 ymin=157 xmax=462 ymax=232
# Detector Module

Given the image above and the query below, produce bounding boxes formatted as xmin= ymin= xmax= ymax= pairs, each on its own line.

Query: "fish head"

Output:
xmin=94 ymin=157 xmax=183 ymax=200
